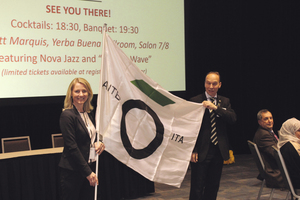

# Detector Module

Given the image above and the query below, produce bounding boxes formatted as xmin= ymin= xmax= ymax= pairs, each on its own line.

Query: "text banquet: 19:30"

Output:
xmin=55 ymin=22 xmax=139 ymax=34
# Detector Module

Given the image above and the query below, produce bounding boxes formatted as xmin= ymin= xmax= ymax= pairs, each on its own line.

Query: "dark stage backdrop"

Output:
xmin=185 ymin=1 xmax=300 ymax=154
xmin=1 ymin=1 xmax=300 ymax=155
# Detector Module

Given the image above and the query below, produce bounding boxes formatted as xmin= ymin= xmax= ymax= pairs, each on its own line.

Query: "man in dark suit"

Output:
xmin=253 ymin=109 xmax=284 ymax=188
xmin=189 ymin=71 xmax=236 ymax=200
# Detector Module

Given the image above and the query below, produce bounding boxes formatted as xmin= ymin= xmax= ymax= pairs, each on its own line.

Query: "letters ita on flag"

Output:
xmin=96 ymin=30 xmax=205 ymax=188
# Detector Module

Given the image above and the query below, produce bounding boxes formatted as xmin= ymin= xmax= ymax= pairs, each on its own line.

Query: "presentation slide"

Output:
xmin=0 ymin=0 xmax=185 ymax=99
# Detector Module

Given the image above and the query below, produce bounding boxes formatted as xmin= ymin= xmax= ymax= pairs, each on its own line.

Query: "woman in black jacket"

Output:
xmin=59 ymin=77 xmax=105 ymax=200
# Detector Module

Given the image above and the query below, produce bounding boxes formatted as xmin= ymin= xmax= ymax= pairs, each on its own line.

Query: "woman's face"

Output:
xmin=295 ymin=129 xmax=300 ymax=140
xmin=72 ymin=82 xmax=88 ymax=109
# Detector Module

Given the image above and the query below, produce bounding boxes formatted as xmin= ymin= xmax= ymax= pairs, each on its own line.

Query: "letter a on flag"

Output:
xmin=96 ymin=30 xmax=205 ymax=187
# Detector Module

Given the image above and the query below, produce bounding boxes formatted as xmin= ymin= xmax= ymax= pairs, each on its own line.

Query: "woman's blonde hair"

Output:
xmin=63 ymin=77 xmax=93 ymax=112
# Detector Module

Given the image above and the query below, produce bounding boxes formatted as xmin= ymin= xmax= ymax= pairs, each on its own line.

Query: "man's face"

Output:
xmin=258 ymin=112 xmax=274 ymax=130
xmin=204 ymin=73 xmax=221 ymax=97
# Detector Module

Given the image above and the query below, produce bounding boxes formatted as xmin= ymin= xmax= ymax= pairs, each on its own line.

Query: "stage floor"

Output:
xmin=130 ymin=154 xmax=291 ymax=200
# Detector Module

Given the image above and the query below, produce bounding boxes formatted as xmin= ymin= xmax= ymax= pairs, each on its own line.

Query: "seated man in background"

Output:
xmin=253 ymin=109 xmax=285 ymax=188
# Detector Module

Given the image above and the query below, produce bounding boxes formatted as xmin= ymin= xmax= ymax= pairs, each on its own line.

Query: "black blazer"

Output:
xmin=190 ymin=93 xmax=236 ymax=162
xmin=281 ymin=142 xmax=300 ymax=188
xmin=58 ymin=108 xmax=95 ymax=177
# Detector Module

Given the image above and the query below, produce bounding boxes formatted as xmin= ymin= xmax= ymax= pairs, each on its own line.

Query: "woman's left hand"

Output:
xmin=86 ymin=172 xmax=98 ymax=187
xmin=95 ymin=141 xmax=105 ymax=155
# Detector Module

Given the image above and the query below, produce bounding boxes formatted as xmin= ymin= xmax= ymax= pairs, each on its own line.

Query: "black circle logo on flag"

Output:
xmin=120 ymin=99 xmax=164 ymax=159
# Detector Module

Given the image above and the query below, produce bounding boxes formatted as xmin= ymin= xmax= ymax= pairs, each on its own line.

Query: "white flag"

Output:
xmin=96 ymin=30 xmax=205 ymax=188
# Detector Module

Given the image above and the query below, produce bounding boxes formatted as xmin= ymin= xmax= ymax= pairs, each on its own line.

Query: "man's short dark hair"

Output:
xmin=257 ymin=109 xmax=271 ymax=120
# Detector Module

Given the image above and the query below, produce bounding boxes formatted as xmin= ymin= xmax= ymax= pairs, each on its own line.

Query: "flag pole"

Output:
xmin=94 ymin=23 xmax=107 ymax=200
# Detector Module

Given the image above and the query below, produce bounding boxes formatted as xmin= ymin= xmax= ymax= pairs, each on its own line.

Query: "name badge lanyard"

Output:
xmin=82 ymin=113 xmax=97 ymax=162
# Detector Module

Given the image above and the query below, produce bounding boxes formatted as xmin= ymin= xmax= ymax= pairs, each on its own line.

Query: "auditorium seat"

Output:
xmin=51 ymin=133 xmax=64 ymax=148
xmin=1 ymin=136 xmax=31 ymax=153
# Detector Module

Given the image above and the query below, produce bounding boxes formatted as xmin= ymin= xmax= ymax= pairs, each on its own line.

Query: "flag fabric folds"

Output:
xmin=96 ymin=30 xmax=205 ymax=187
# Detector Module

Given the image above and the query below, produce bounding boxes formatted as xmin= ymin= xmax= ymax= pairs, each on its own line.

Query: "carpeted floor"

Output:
xmin=130 ymin=154 xmax=291 ymax=200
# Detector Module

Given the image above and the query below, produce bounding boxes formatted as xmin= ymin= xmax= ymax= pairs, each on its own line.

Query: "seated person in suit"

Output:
xmin=253 ymin=109 xmax=284 ymax=188
xmin=278 ymin=118 xmax=300 ymax=188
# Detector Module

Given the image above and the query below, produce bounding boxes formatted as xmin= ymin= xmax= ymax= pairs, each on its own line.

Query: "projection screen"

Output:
xmin=0 ymin=0 xmax=185 ymax=99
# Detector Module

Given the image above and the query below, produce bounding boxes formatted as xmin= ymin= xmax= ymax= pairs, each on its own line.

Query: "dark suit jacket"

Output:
xmin=58 ymin=108 xmax=95 ymax=177
xmin=190 ymin=93 xmax=236 ymax=162
xmin=253 ymin=126 xmax=284 ymax=188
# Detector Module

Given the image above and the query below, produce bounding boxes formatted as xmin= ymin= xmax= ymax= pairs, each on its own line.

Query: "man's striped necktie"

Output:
xmin=209 ymin=97 xmax=218 ymax=145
